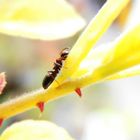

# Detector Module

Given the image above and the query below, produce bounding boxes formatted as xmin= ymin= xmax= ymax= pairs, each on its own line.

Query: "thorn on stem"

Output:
xmin=0 ymin=119 xmax=3 ymax=126
xmin=37 ymin=102 xmax=45 ymax=112
xmin=75 ymin=88 xmax=82 ymax=97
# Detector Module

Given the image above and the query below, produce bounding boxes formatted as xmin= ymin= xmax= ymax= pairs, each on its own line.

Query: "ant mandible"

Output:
xmin=42 ymin=48 xmax=69 ymax=89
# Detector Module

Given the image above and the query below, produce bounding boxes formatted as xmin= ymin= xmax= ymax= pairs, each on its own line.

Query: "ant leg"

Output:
xmin=62 ymin=65 xmax=68 ymax=69
xmin=55 ymin=61 xmax=67 ymax=69
xmin=59 ymin=63 xmax=68 ymax=69
xmin=54 ymin=62 xmax=61 ymax=70
xmin=50 ymin=75 xmax=60 ymax=86
xmin=54 ymin=62 xmax=61 ymax=66
xmin=54 ymin=63 xmax=68 ymax=73
xmin=54 ymin=79 xmax=60 ymax=86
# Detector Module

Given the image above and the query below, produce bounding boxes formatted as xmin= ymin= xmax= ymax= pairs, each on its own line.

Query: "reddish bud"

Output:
xmin=0 ymin=72 xmax=7 ymax=95
xmin=0 ymin=118 xmax=3 ymax=126
xmin=75 ymin=88 xmax=82 ymax=97
xmin=37 ymin=102 xmax=45 ymax=112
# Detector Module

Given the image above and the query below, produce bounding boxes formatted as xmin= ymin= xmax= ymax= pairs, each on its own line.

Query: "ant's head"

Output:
xmin=60 ymin=48 xmax=69 ymax=59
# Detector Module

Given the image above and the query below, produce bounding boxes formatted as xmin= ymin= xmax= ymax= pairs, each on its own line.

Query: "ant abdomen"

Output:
xmin=42 ymin=75 xmax=53 ymax=89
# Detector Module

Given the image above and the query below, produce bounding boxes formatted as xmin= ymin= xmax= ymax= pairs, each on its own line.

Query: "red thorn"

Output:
xmin=0 ymin=119 xmax=3 ymax=126
xmin=75 ymin=88 xmax=82 ymax=97
xmin=37 ymin=102 xmax=45 ymax=112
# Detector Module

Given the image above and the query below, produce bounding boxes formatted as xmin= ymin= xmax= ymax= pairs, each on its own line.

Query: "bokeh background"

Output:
xmin=1 ymin=0 xmax=140 ymax=140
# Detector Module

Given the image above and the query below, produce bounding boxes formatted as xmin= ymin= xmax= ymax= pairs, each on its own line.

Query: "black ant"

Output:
xmin=42 ymin=48 xmax=69 ymax=89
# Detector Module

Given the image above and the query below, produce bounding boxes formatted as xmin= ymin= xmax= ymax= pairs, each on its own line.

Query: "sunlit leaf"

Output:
xmin=0 ymin=0 xmax=85 ymax=40
xmin=49 ymin=0 xmax=130 ymax=88
xmin=108 ymin=65 xmax=140 ymax=80
xmin=71 ymin=43 xmax=112 ymax=78
xmin=0 ymin=72 xmax=6 ymax=95
xmin=71 ymin=24 xmax=140 ymax=81
xmin=0 ymin=120 xmax=74 ymax=140
xmin=72 ymin=24 xmax=140 ymax=86
xmin=96 ymin=25 xmax=140 ymax=78
xmin=72 ymin=40 xmax=140 ymax=81
xmin=117 ymin=1 xmax=132 ymax=27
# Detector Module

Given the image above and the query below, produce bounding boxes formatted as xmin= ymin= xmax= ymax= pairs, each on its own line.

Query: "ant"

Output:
xmin=42 ymin=48 xmax=69 ymax=89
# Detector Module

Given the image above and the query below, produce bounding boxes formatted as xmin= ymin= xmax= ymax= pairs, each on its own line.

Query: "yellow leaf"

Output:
xmin=72 ymin=24 xmax=140 ymax=81
xmin=0 ymin=0 xmax=85 ymax=40
xmin=73 ymin=24 xmax=140 ymax=86
xmin=49 ymin=0 xmax=130 ymax=88
xmin=108 ymin=65 xmax=140 ymax=80
xmin=0 ymin=120 xmax=74 ymax=140
xmin=98 ymin=25 xmax=140 ymax=78
xmin=71 ymin=43 xmax=112 ymax=79
xmin=72 ymin=42 xmax=140 ymax=81
xmin=117 ymin=1 xmax=132 ymax=27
